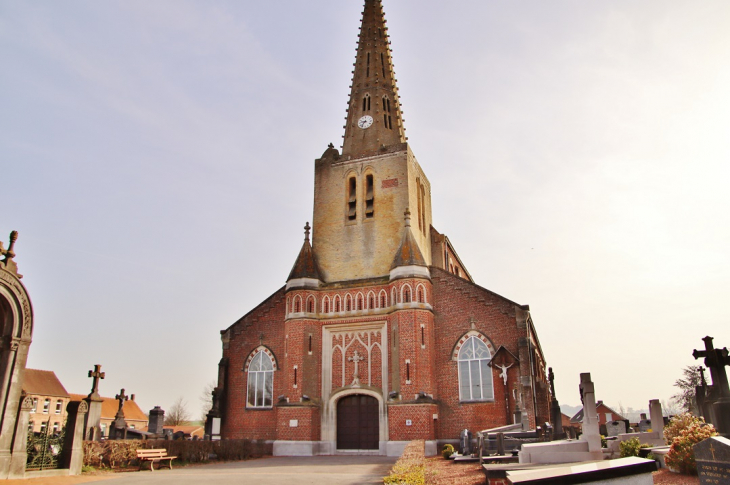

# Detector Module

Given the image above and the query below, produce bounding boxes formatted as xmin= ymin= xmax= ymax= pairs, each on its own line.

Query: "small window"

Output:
xmin=101 ymin=423 xmax=107 ymax=437
xmin=348 ymin=177 xmax=357 ymax=221
xmin=367 ymin=52 xmax=370 ymax=77
xmin=307 ymin=298 xmax=314 ymax=313
xmin=247 ymin=352 xmax=274 ymax=408
xmin=362 ymin=94 xmax=371 ymax=111
xmin=53 ymin=422 xmax=60 ymax=433
xmin=403 ymin=287 xmax=411 ymax=303
xmin=40 ymin=422 xmax=47 ymax=433
xmin=28 ymin=420 xmax=34 ymax=431
xmin=323 ymin=299 xmax=330 ymax=313
xmin=380 ymin=293 xmax=387 ymax=308
xmin=55 ymin=400 xmax=62 ymax=414
xmin=130 ymin=424 xmax=136 ymax=430
xmin=381 ymin=52 xmax=386 ymax=77
xmin=43 ymin=399 xmax=50 ymax=414
xmin=346 ymin=296 xmax=352 ymax=312
xmin=365 ymin=174 xmax=374 ymax=218
xmin=294 ymin=298 xmax=301 ymax=313
xmin=357 ymin=295 xmax=363 ymax=310
xmin=335 ymin=297 xmax=341 ymax=312
xmin=369 ymin=295 xmax=374 ymax=309
xmin=417 ymin=287 xmax=424 ymax=303
xmin=31 ymin=398 xmax=37 ymax=414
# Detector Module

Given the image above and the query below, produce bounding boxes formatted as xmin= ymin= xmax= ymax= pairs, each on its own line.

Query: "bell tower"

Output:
xmin=312 ymin=0 xmax=433 ymax=283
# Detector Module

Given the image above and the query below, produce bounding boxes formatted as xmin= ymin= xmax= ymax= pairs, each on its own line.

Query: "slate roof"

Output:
xmin=69 ymin=393 xmax=148 ymax=422
xmin=287 ymin=239 xmax=320 ymax=281
xmin=570 ymin=401 xmax=626 ymax=423
xmin=22 ymin=369 xmax=69 ymax=398
xmin=391 ymin=216 xmax=427 ymax=269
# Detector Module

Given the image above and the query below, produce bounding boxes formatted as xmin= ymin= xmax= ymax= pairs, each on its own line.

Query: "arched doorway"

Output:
xmin=336 ymin=394 xmax=379 ymax=450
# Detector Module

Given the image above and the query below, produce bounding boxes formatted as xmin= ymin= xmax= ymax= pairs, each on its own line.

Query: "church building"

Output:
xmin=213 ymin=0 xmax=550 ymax=456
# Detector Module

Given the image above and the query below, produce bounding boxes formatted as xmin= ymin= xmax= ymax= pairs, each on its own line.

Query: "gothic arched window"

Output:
xmin=458 ymin=336 xmax=494 ymax=401
xmin=247 ymin=352 xmax=274 ymax=408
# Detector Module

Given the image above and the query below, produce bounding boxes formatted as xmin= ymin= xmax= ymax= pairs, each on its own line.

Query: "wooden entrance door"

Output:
xmin=336 ymin=394 xmax=379 ymax=450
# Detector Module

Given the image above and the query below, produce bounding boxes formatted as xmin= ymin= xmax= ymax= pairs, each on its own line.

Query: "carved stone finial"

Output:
xmin=404 ymin=207 xmax=411 ymax=227
xmin=304 ymin=222 xmax=311 ymax=242
xmin=1 ymin=230 xmax=21 ymax=278
xmin=328 ymin=143 xmax=334 ymax=149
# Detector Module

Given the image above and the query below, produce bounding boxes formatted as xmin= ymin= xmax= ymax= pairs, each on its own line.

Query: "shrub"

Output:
xmin=665 ymin=423 xmax=717 ymax=475
xmin=383 ymin=440 xmax=425 ymax=485
xmin=83 ymin=439 xmax=271 ymax=469
xmin=663 ymin=413 xmax=706 ymax=445
xmin=441 ymin=444 xmax=454 ymax=459
xmin=600 ymin=435 xmax=607 ymax=448
xmin=619 ymin=437 xmax=650 ymax=458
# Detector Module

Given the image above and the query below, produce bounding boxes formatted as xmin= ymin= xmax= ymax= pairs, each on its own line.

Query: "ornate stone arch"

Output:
xmin=451 ymin=330 xmax=496 ymax=361
xmin=0 ymin=271 xmax=33 ymax=341
xmin=244 ymin=346 xmax=278 ymax=372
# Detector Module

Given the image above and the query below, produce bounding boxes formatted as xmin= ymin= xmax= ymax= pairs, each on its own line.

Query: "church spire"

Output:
xmin=287 ymin=223 xmax=321 ymax=288
xmin=342 ymin=0 xmax=406 ymax=158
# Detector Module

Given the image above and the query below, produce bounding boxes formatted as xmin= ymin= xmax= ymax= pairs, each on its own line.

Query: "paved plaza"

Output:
xmin=9 ymin=456 xmax=398 ymax=485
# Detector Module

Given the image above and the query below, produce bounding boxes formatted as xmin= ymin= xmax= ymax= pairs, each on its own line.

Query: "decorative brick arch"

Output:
xmin=416 ymin=284 xmax=427 ymax=303
xmin=306 ymin=295 xmax=316 ymax=313
xmin=400 ymin=283 xmax=413 ymax=303
xmin=451 ymin=331 xmax=496 ymax=361
xmin=293 ymin=295 xmax=303 ymax=313
xmin=378 ymin=290 xmax=387 ymax=308
xmin=322 ymin=295 xmax=331 ymax=314
xmin=366 ymin=291 xmax=376 ymax=309
xmin=391 ymin=287 xmax=397 ymax=305
xmin=334 ymin=295 xmax=342 ymax=312
xmin=244 ymin=346 xmax=278 ymax=372
xmin=345 ymin=294 xmax=353 ymax=312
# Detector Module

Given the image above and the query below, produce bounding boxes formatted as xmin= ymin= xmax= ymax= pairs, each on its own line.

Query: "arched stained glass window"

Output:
xmin=458 ymin=337 xmax=494 ymax=401
xmin=247 ymin=352 xmax=274 ymax=408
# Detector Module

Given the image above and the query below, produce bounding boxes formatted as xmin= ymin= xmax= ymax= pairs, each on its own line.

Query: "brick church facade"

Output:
xmin=213 ymin=0 xmax=550 ymax=456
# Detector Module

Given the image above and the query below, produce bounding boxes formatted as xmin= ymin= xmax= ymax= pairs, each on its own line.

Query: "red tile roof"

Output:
xmin=22 ymin=369 xmax=69 ymax=398
xmin=69 ymin=394 xmax=148 ymax=422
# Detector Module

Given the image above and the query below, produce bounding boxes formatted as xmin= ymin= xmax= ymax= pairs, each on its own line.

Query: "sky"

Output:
xmin=2 ymin=0 xmax=729 ymax=420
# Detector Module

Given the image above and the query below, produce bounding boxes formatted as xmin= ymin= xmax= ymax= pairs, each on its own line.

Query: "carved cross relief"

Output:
xmin=332 ymin=329 xmax=382 ymax=388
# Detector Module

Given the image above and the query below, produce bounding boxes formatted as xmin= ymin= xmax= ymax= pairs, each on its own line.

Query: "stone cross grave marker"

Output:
xmin=694 ymin=435 xmax=730 ymax=485
xmin=87 ymin=364 xmax=105 ymax=399
xmin=693 ymin=336 xmax=730 ymax=437
xmin=459 ymin=429 xmax=473 ymax=455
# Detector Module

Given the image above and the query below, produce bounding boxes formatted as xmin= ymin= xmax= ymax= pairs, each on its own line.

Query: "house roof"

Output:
xmin=69 ymin=394 xmax=148 ymax=422
xmin=162 ymin=425 xmax=204 ymax=437
xmin=570 ymin=401 xmax=626 ymax=423
xmin=22 ymin=369 xmax=69 ymax=398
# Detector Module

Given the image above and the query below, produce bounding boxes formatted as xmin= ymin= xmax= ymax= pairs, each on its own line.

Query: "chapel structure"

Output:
xmin=213 ymin=0 xmax=550 ymax=456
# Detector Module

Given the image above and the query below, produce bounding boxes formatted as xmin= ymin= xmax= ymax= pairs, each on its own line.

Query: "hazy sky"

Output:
xmin=2 ymin=0 xmax=729 ymax=420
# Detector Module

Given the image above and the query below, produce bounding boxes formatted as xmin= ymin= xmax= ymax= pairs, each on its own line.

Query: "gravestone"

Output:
xmin=108 ymin=389 xmax=128 ymax=440
xmin=579 ymin=373 xmax=601 ymax=452
xmin=638 ymin=419 xmax=652 ymax=432
xmin=459 ymin=429 xmax=473 ymax=455
xmin=148 ymin=406 xmax=165 ymax=436
xmin=84 ymin=364 xmax=105 ymax=441
xmin=649 ymin=399 xmax=664 ymax=436
xmin=694 ymin=435 xmax=730 ymax=485
xmin=693 ymin=336 xmax=730 ymax=438
xmin=606 ymin=420 xmax=627 ymax=437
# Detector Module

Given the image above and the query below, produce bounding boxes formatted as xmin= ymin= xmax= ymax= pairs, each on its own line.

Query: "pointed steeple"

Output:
xmin=390 ymin=209 xmax=429 ymax=281
xmin=342 ymin=0 xmax=406 ymax=158
xmin=287 ymin=223 xmax=321 ymax=288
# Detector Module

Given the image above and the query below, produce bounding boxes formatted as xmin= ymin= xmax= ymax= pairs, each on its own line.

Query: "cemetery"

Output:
xmin=3 ymin=0 xmax=729 ymax=484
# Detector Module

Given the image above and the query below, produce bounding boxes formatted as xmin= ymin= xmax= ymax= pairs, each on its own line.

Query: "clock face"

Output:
xmin=357 ymin=115 xmax=374 ymax=129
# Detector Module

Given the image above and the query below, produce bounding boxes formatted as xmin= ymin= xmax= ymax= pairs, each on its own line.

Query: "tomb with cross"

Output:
xmin=109 ymin=388 xmax=129 ymax=440
xmin=693 ymin=336 xmax=730 ymax=437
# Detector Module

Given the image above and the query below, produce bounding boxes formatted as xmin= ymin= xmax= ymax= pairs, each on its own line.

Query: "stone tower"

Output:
xmin=312 ymin=0 xmax=432 ymax=283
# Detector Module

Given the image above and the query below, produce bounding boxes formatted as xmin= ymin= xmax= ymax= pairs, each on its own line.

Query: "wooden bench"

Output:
xmin=136 ymin=448 xmax=177 ymax=471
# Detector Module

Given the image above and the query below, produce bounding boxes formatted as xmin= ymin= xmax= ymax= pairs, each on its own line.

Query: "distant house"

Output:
xmin=23 ymin=369 xmax=70 ymax=435
xmin=69 ymin=394 xmax=148 ymax=437
xmin=561 ymin=413 xmax=580 ymax=438
xmin=570 ymin=401 xmax=627 ymax=435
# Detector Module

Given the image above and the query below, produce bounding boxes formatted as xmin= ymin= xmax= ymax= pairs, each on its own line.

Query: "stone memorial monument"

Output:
xmin=606 ymin=420 xmax=627 ymax=437
xmin=693 ymin=336 xmax=730 ymax=438
xmin=109 ymin=389 xmax=129 ymax=440
xmin=84 ymin=364 xmax=105 ymax=440
xmin=0 ymin=231 xmax=35 ymax=479
xmin=548 ymin=367 xmax=565 ymax=440
xmin=694 ymin=435 xmax=730 ymax=485
xmin=148 ymin=406 xmax=165 ymax=436
xmin=459 ymin=429 xmax=473 ymax=456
